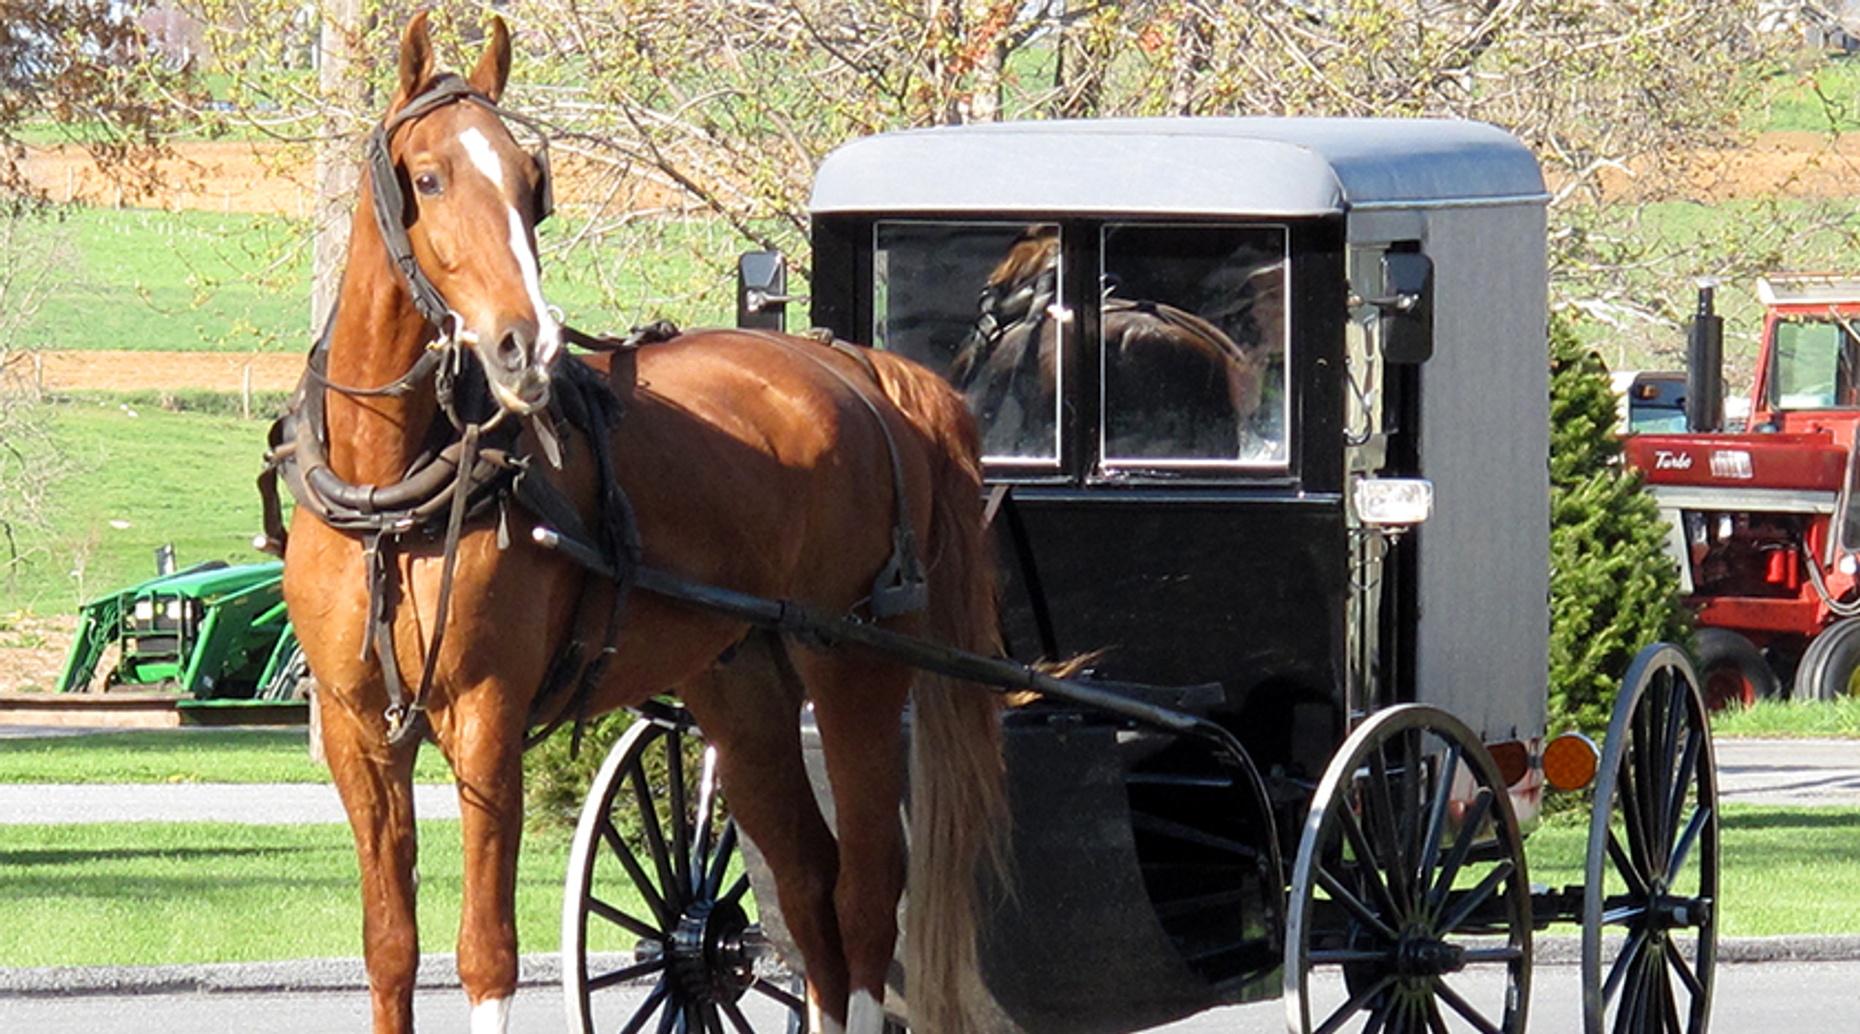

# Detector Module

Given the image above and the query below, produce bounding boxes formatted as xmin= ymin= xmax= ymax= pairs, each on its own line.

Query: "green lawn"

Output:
xmin=1758 ymin=56 xmax=1860 ymax=133
xmin=11 ymin=207 xmax=749 ymax=355
xmin=0 ymin=730 xmax=452 ymax=785
xmin=1526 ymin=805 xmax=1860 ymax=937
xmin=0 ymin=401 xmax=273 ymax=615
xmin=1712 ymin=697 xmax=1860 ymax=738
xmin=0 ymin=820 xmax=589 ymax=967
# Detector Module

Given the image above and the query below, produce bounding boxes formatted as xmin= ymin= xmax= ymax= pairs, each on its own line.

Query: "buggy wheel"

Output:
xmin=1582 ymin=644 xmax=1718 ymax=1034
xmin=563 ymin=705 xmax=804 ymax=1034
xmin=1285 ymin=704 xmax=1531 ymax=1034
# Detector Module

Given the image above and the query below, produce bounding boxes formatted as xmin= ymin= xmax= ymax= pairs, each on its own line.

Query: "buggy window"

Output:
xmin=1099 ymin=224 xmax=1289 ymax=469
xmin=873 ymin=221 xmax=1064 ymax=464
xmin=1772 ymin=317 xmax=1860 ymax=409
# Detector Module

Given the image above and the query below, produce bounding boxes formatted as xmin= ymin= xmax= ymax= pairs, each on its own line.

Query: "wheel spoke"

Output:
xmin=601 ymin=818 xmax=673 ymax=928
xmin=706 ymin=820 xmax=739 ymax=900
xmin=666 ymin=732 xmax=693 ymax=896
xmin=1460 ymin=945 xmax=1525 ymax=965
xmin=719 ymin=1001 xmax=757 ymax=1034
xmin=1655 ymin=680 xmax=1687 ymax=848
xmin=1664 ymin=726 xmax=1702 ymax=855
xmin=1613 ymin=949 xmax=1648 ymax=1034
xmin=1603 ymin=928 xmax=1648 ymax=1005
xmin=1432 ymin=980 xmax=1499 ymax=1034
xmin=1416 ymin=745 xmax=1461 ymax=899
xmin=1664 ymin=937 xmax=1705 ymax=998
xmin=588 ymin=894 xmax=663 ymax=941
xmin=1309 ymin=948 xmax=1397 ymax=964
xmin=588 ymin=957 xmax=667 ymax=991
xmin=1368 ymin=745 xmax=1414 ymax=909
xmin=700 ymin=1002 xmax=726 ymax=1034
xmin=719 ymin=872 xmax=751 ymax=908
xmin=1666 ymin=806 xmax=1712 ymax=886
xmin=1427 ymin=787 xmax=1493 ymax=919
xmin=1659 ymin=953 xmax=1682 ymax=1034
xmin=1313 ymin=973 xmax=1396 ymax=1034
xmin=1425 ymin=1000 xmax=1451 ymax=1034
xmin=750 ymin=977 xmax=808 ymax=1013
xmin=656 ymin=998 xmax=680 ymax=1034
xmin=1604 ymin=827 xmax=1651 ymax=901
xmin=1336 ymin=804 xmax=1406 ymax=925
xmin=691 ymin=748 xmax=720 ymax=894
xmin=1618 ymin=739 xmax=1655 ymax=880
xmin=1436 ymin=859 xmax=1514 ymax=936
xmin=617 ymin=979 xmax=669 ymax=1034
xmin=1314 ymin=863 xmax=1402 ymax=943
xmin=629 ymin=753 xmax=681 ymax=904
xmin=1363 ymin=994 xmax=1392 ymax=1034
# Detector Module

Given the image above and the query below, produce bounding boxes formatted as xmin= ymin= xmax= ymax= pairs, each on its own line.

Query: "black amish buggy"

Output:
xmin=557 ymin=119 xmax=1719 ymax=1034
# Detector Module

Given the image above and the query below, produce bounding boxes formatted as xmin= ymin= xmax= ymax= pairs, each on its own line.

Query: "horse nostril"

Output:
xmin=494 ymin=333 xmax=526 ymax=373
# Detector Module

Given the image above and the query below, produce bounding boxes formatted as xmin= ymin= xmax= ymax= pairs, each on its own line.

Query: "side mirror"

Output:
xmin=737 ymin=250 xmax=790 ymax=332
xmin=1375 ymin=251 xmax=1434 ymax=365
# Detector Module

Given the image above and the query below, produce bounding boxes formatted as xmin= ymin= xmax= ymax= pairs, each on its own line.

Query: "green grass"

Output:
xmin=1526 ymin=805 xmax=1860 ymax=937
xmin=1758 ymin=57 xmax=1860 ymax=133
xmin=0 ymin=821 xmax=593 ymax=967
xmin=14 ymin=208 xmax=311 ymax=352
xmin=0 ymin=400 xmax=273 ymax=615
xmin=1711 ymin=697 xmax=1860 ymax=739
xmin=0 ymin=730 xmax=453 ymax=785
xmin=12 ymin=207 xmax=750 ymax=355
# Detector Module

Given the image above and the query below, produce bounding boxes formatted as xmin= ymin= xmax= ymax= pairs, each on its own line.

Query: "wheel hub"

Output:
xmin=650 ymin=898 xmax=760 ymax=1004
xmin=1394 ymin=928 xmax=1466 ymax=980
xmin=1646 ymin=893 xmax=1711 ymax=932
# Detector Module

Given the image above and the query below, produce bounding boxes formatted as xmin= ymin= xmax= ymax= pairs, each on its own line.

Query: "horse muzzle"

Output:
xmin=477 ymin=316 xmax=555 ymax=416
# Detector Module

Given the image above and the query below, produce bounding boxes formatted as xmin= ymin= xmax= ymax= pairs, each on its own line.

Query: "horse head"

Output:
xmin=376 ymin=12 xmax=559 ymax=416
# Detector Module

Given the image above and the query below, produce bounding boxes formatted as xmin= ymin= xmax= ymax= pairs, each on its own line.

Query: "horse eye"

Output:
xmin=413 ymin=172 xmax=443 ymax=197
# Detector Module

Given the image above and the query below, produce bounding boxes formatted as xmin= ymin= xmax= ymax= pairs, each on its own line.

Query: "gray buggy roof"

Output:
xmin=810 ymin=117 xmax=1546 ymax=218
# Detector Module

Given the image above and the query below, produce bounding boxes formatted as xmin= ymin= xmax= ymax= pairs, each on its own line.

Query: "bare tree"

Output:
xmin=172 ymin=1 xmax=1854 ymax=368
xmin=0 ymin=212 xmax=68 ymax=591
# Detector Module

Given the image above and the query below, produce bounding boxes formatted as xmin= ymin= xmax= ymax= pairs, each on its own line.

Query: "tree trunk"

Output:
xmin=312 ymin=0 xmax=364 ymax=332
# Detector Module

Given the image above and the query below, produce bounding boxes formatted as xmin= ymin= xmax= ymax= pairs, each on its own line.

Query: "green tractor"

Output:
xmin=59 ymin=553 xmax=308 ymax=707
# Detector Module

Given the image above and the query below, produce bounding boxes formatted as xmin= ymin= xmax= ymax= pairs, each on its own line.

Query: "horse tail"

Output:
xmin=866 ymin=351 xmax=1009 ymax=1032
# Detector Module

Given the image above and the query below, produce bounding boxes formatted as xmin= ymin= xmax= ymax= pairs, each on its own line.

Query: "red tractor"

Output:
xmin=1625 ymin=276 xmax=1860 ymax=706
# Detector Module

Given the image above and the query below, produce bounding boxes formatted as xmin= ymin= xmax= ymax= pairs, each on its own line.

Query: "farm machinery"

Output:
xmin=1625 ymin=275 xmax=1860 ymax=703
xmin=57 ymin=552 xmax=307 ymax=705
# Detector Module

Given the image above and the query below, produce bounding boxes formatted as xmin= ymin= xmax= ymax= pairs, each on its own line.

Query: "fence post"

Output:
xmin=242 ymin=362 xmax=253 ymax=420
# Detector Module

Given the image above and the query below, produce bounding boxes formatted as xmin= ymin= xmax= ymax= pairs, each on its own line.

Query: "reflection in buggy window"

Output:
xmin=1100 ymin=224 xmax=1288 ymax=467
xmin=874 ymin=222 xmax=1063 ymax=463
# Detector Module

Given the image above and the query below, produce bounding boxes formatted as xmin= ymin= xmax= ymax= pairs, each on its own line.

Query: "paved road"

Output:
xmin=3 ymin=958 xmax=1855 ymax=1032
xmin=1714 ymin=737 xmax=1860 ymax=807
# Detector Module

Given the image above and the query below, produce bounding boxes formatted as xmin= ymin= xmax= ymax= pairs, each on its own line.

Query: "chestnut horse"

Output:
xmin=280 ymin=14 xmax=1004 ymax=1034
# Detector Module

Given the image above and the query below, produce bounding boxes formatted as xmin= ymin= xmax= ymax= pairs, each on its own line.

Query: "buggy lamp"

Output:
xmin=1543 ymin=732 xmax=1600 ymax=793
xmin=1353 ymin=477 xmax=1434 ymax=529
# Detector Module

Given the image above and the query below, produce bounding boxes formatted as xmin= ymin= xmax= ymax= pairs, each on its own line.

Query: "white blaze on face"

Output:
xmin=457 ymin=126 xmax=562 ymax=365
xmin=469 ymin=996 xmax=511 ymax=1034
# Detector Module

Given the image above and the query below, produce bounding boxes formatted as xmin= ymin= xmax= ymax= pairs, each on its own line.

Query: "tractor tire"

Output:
xmin=1691 ymin=628 xmax=1778 ymax=711
xmin=1793 ymin=618 xmax=1860 ymax=701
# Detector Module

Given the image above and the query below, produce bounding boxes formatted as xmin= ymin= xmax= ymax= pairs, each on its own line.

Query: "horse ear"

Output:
xmin=467 ymin=17 xmax=512 ymax=103
xmin=393 ymin=11 xmax=437 ymax=114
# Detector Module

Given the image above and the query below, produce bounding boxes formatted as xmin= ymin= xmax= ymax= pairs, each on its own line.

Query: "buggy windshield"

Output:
xmin=1772 ymin=314 xmax=1860 ymax=409
xmin=871 ymin=220 xmax=1290 ymax=471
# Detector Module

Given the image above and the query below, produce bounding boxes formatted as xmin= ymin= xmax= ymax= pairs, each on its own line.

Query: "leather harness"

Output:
xmin=260 ymin=81 xmax=926 ymax=749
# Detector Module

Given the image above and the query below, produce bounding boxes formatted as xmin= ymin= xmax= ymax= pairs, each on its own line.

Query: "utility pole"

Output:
xmin=311 ymin=0 xmax=365 ymax=332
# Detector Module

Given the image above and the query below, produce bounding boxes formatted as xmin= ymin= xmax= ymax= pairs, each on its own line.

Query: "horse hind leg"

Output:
xmin=677 ymin=633 xmax=852 ymax=1030
xmin=798 ymin=651 xmax=914 ymax=1034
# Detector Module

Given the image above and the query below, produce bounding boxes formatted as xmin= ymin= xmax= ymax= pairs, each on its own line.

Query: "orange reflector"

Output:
xmin=1544 ymin=732 xmax=1600 ymax=792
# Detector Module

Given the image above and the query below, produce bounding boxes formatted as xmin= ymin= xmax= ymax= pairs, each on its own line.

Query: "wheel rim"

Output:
xmin=563 ymin=708 xmax=806 ymax=1034
xmin=1699 ymin=665 xmax=1754 ymax=713
xmin=1286 ymin=704 xmax=1531 ymax=1034
xmin=1582 ymin=645 xmax=1719 ymax=1034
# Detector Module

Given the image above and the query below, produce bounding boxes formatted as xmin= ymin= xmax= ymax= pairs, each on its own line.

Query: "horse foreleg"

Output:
xmin=438 ymin=686 xmax=527 ymax=1034
xmin=679 ymin=638 xmax=851 ymax=1030
xmin=322 ymin=688 xmax=422 ymax=1034
xmin=806 ymin=657 xmax=912 ymax=1034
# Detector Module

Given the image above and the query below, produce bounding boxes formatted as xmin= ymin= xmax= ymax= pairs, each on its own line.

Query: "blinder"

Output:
xmin=367 ymin=75 xmax=553 ymax=237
